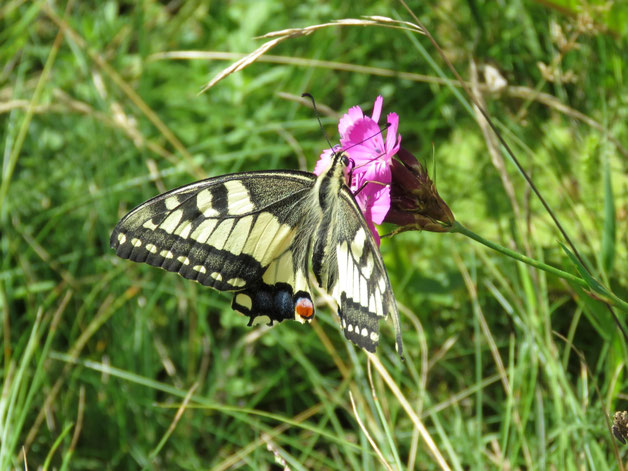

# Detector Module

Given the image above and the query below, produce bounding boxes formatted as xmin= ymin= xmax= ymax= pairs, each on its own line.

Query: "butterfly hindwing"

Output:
xmin=329 ymin=188 xmax=402 ymax=355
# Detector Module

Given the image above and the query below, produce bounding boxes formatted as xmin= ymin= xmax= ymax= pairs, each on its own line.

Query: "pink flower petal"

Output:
xmin=342 ymin=119 xmax=384 ymax=163
xmin=367 ymin=186 xmax=391 ymax=224
xmin=338 ymin=105 xmax=365 ymax=136
xmin=346 ymin=146 xmax=379 ymax=166
xmin=353 ymin=160 xmax=392 ymax=185
xmin=385 ymin=113 xmax=400 ymax=155
xmin=357 ymin=183 xmax=390 ymax=246
xmin=371 ymin=95 xmax=383 ymax=123
xmin=314 ymin=148 xmax=334 ymax=176
xmin=343 ymin=117 xmax=379 ymax=143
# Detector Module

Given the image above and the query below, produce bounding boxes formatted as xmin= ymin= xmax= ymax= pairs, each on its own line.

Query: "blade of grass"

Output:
xmin=601 ymin=154 xmax=616 ymax=277
xmin=42 ymin=422 xmax=74 ymax=471
xmin=348 ymin=391 xmax=394 ymax=471
xmin=146 ymin=382 xmax=199 ymax=466
xmin=367 ymin=353 xmax=452 ymax=471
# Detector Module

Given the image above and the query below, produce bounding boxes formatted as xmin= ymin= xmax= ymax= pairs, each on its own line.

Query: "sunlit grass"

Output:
xmin=1 ymin=1 xmax=627 ymax=469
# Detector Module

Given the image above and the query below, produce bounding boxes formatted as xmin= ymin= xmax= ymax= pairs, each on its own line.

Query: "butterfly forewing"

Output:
xmin=111 ymin=171 xmax=314 ymax=294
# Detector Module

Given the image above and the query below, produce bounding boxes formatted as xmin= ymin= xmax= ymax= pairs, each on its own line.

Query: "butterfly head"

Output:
xmin=335 ymin=150 xmax=352 ymax=169
xmin=324 ymin=150 xmax=353 ymax=186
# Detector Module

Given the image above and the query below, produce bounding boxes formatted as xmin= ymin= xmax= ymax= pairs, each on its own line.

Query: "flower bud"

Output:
xmin=384 ymin=148 xmax=455 ymax=233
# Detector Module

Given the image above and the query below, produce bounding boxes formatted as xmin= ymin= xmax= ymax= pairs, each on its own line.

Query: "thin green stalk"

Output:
xmin=451 ymin=221 xmax=585 ymax=287
xmin=450 ymin=221 xmax=628 ymax=313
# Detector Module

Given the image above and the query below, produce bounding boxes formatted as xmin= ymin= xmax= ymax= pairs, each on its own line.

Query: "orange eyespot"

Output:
xmin=295 ymin=297 xmax=314 ymax=320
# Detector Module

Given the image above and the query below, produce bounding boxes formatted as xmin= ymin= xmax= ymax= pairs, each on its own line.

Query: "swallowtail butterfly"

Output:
xmin=111 ymin=151 xmax=403 ymax=355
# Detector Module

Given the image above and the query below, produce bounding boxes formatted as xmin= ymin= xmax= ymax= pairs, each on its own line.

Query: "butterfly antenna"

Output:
xmin=302 ymin=93 xmax=335 ymax=153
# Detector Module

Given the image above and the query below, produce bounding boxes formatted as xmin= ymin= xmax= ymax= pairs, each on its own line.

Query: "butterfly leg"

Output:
xmin=353 ymin=179 xmax=388 ymax=197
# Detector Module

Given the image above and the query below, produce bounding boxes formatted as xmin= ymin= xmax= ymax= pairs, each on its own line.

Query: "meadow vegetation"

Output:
xmin=1 ymin=1 xmax=627 ymax=469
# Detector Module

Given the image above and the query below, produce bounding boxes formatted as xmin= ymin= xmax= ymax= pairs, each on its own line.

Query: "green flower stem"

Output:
xmin=450 ymin=221 xmax=586 ymax=287
xmin=450 ymin=221 xmax=628 ymax=313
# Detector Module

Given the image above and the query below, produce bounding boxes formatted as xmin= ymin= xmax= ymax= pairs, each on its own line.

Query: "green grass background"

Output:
xmin=2 ymin=0 xmax=628 ymax=469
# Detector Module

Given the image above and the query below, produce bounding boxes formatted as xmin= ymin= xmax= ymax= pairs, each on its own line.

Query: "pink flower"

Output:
xmin=314 ymin=96 xmax=401 ymax=245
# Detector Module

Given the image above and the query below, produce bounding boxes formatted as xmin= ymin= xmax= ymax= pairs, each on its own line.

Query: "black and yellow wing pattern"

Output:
xmin=110 ymin=152 xmax=403 ymax=355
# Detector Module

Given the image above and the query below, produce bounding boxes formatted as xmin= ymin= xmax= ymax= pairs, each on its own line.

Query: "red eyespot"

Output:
xmin=295 ymin=297 xmax=314 ymax=320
